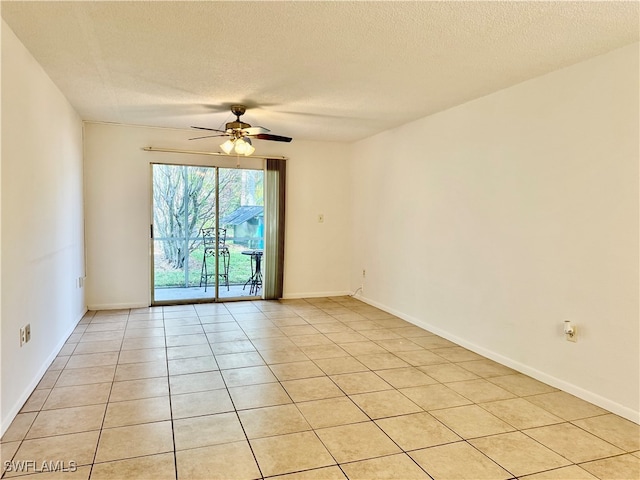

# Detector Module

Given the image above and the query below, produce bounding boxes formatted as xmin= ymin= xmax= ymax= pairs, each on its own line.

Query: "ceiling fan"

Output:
xmin=189 ymin=104 xmax=292 ymax=156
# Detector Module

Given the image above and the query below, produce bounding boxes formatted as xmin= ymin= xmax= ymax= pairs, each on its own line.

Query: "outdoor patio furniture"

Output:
xmin=199 ymin=227 xmax=230 ymax=291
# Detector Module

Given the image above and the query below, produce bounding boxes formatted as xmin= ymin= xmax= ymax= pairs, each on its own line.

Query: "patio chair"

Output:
xmin=199 ymin=227 xmax=230 ymax=291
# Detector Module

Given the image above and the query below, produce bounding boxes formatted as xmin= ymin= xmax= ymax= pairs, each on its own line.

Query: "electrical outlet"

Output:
xmin=318 ymin=214 xmax=324 ymax=223
xmin=566 ymin=326 xmax=577 ymax=342
xmin=19 ymin=324 xmax=32 ymax=346
xmin=362 ymin=269 xmax=366 ymax=278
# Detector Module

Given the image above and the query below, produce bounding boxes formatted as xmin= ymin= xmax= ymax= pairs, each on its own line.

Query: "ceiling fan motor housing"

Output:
xmin=227 ymin=104 xmax=251 ymax=132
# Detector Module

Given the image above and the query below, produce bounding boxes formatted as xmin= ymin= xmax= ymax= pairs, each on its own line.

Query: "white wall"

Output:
xmin=1 ymin=21 xmax=86 ymax=434
xmin=350 ymin=43 xmax=639 ymax=422
xmin=83 ymin=123 xmax=351 ymax=309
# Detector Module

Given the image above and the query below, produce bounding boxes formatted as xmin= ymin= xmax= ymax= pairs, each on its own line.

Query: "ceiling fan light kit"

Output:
xmin=190 ymin=104 xmax=292 ymax=156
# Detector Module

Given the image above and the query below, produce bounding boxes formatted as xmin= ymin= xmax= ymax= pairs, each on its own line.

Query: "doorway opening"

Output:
xmin=151 ymin=164 xmax=264 ymax=304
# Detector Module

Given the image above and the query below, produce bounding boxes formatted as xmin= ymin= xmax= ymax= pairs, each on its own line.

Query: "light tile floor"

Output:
xmin=2 ymin=297 xmax=639 ymax=479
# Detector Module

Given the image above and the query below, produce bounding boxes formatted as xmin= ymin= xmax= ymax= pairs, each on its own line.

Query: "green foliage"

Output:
xmin=154 ymin=244 xmax=256 ymax=288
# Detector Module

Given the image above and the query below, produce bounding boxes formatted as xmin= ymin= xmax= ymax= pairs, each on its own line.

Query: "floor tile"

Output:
xmin=356 ymin=353 xmax=410 ymax=370
xmin=349 ymin=390 xmax=422 ymax=419
xmin=410 ymin=441 xmax=512 ymax=480
xmin=103 ymin=396 xmax=171 ymax=428
xmin=259 ymin=347 xmax=309 ymax=364
xmin=341 ymin=452 xmax=431 ymax=479
xmin=430 ymin=405 xmax=515 ymax=439
xmin=1 ymin=412 xmax=37 ymax=442
xmin=376 ymin=412 xmax=461 ymax=451
xmin=66 ymin=352 xmax=119 ymax=369
xmin=173 ymin=412 xmax=246 ymax=450
xmin=26 ymin=404 xmax=106 ymax=439
xmin=296 ymin=397 xmax=369 ymax=429
xmin=109 ymin=377 xmax=169 ymax=402
xmin=36 ymin=370 xmax=62 ymax=389
xmin=113 ymin=361 xmax=167 ymax=381
xmin=579 ymin=453 xmax=640 ymax=480
xmin=49 ymin=356 xmax=70 ymax=371
xmin=410 ymin=336 xmax=457 ymax=350
xmin=167 ymin=355 xmax=218 ymax=375
xmin=215 ymin=352 xmax=265 ymax=369
xmin=221 ymin=365 xmax=278 ymax=387
xmin=251 ymin=431 xmax=335 ymax=477
xmin=374 ymin=367 xmax=438 ymax=389
xmin=121 ymin=336 xmax=167 ymax=350
xmin=11 ymin=431 xmax=100 ymax=469
xmin=210 ymin=340 xmax=256 ymax=355
xmin=469 ymin=431 xmax=571 ymax=477
xmin=95 ymin=421 xmax=173 ymax=463
xmin=265 ymin=466 xmax=347 ymax=479
xmin=524 ymin=422 xmax=625 ymax=463
xmin=55 ymin=365 xmax=116 ymax=387
xmin=165 ymin=334 xmax=208 ymax=348
xmin=171 ymin=389 xmax=234 ymax=418
xmin=117 ymin=347 xmax=167 ymax=364
xmin=519 ymin=465 xmax=598 ymax=479
xmin=239 ymin=404 xmax=311 ymax=439
xmin=488 ymin=374 xmax=557 ymax=397
xmin=395 ymin=349 xmax=449 ymax=366
xmin=446 ymin=379 xmax=516 ymax=403
xmin=176 ymin=441 xmax=261 ymax=480
xmin=400 ymin=384 xmax=472 ymax=411
xmin=315 ymin=421 xmax=401 ymax=463
xmin=331 ymin=371 xmax=393 ymax=394
xmin=340 ymin=341 xmax=388 ymax=356
xmin=526 ymin=391 xmax=608 ymax=421
xmin=480 ymin=398 xmax=564 ymax=429
xmin=572 ymin=414 xmax=640 ymax=451
xmin=325 ymin=332 xmax=369 ymax=344
xmin=289 ymin=334 xmax=333 ymax=347
xmin=42 ymin=383 xmax=111 ymax=410
xmin=314 ymin=356 xmax=369 ymax=375
xmin=90 ymin=452 xmax=176 ymax=480
xmin=299 ymin=344 xmax=349 ymax=360
xmin=228 ymin=383 xmax=292 ymax=410
xmin=1 ymin=441 xmax=21 ymax=475
xmin=73 ymin=340 xmax=122 ymax=354
xmin=169 ymin=370 xmax=225 ymax=395
xmin=430 ymin=346 xmax=483 ymax=362
xmin=281 ymin=377 xmax=345 ymax=402
xmin=456 ymin=359 xmax=516 ymax=378
xmin=269 ymin=360 xmax=325 ymax=381
xmin=3 ymin=297 xmax=635 ymax=480
xmin=20 ymin=389 xmax=51 ymax=413
xmin=123 ymin=327 xmax=164 ymax=339
xmin=374 ymin=338 xmax=422 ymax=351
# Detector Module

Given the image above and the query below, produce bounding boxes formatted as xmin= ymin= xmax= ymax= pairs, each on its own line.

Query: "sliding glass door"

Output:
xmin=151 ymin=164 xmax=264 ymax=304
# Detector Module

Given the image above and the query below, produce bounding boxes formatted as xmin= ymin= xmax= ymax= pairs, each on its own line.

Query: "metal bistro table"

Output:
xmin=242 ymin=250 xmax=263 ymax=295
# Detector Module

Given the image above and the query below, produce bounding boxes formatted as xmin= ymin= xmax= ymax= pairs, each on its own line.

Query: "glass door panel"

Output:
xmin=218 ymin=168 xmax=264 ymax=300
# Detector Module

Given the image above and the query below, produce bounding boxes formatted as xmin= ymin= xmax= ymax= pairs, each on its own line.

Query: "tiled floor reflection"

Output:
xmin=2 ymin=297 xmax=639 ymax=479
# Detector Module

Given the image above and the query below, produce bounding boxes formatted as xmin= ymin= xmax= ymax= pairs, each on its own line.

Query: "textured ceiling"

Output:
xmin=2 ymin=1 xmax=638 ymax=143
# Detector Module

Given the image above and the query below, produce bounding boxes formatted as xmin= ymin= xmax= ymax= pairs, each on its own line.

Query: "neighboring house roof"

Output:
xmin=221 ymin=206 xmax=264 ymax=226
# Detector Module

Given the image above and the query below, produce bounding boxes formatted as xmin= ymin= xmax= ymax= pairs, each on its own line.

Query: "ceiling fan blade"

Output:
xmin=190 ymin=126 xmax=227 ymax=133
xmin=189 ymin=134 xmax=228 ymax=140
xmin=244 ymin=126 xmax=270 ymax=135
xmin=253 ymin=133 xmax=293 ymax=143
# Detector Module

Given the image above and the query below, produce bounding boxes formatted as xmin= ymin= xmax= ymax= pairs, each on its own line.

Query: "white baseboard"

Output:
xmin=283 ymin=290 xmax=351 ymax=300
xmin=87 ymin=302 xmax=150 ymax=311
xmin=356 ymin=294 xmax=640 ymax=424
xmin=0 ymin=308 xmax=87 ymax=437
